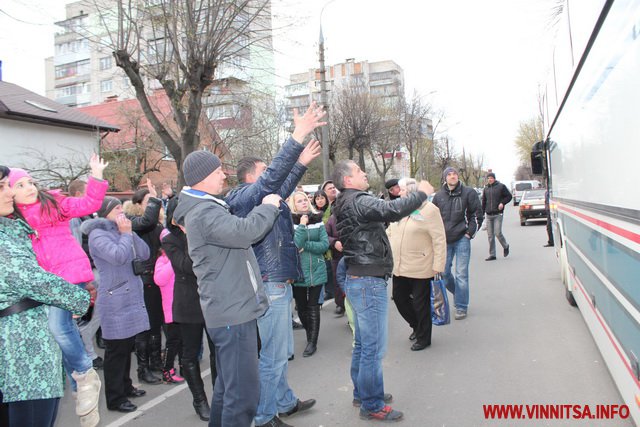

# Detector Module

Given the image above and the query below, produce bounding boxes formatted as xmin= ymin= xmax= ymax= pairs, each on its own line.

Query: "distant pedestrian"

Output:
xmin=384 ymin=178 xmax=401 ymax=200
xmin=544 ymin=189 xmax=554 ymax=247
xmin=432 ymin=166 xmax=481 ymax=320
xmin=481 ymin=172 xmax=512 ymax=261
xmin=332 ymin=160 xmax=434 ymax=422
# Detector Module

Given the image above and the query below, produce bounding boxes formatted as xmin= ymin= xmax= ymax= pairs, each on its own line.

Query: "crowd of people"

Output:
xmin=0 ymin=102 xmax=520 ymax=426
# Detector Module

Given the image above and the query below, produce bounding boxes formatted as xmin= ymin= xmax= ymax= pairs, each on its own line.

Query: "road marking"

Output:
xmin=105 ymin=369 xmax=212 ymax=427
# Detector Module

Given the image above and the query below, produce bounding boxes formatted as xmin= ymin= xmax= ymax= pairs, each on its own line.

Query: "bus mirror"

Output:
xmin=530 ymin=140 xmax=546 ymax=175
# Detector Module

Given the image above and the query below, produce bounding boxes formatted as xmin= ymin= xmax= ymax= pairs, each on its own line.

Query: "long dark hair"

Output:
xmin=37 ymin=187 xmax=62 ymax=220
xmin=312 ymin=189 xmax=329 ymax=211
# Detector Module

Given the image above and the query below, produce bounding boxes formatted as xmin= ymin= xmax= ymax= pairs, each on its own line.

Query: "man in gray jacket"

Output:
xmin=173 ymin=151 xmax=281 ymax=427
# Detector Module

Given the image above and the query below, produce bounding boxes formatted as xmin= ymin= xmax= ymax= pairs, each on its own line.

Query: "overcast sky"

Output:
xmin=1 ymin=0 xmax=558 ymax=183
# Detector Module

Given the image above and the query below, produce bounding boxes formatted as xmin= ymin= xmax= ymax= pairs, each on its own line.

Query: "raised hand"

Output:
xmin=161 ymin=182 xmax=173 ymax=198
xmin=291 ymin=102 xmax=327 ymax=144
xmin=298 ymin=139 xmax=322 ymax=166
xmin=89 ymin=153 xmax=109 ymax=180
xmin=262 ymin=194 xmax=282 ymax=207
xmin=300 ymin=214 xmax=309 ymax=226
xmin=417 ymin=180 xmax=435 ymax=197
xmin=146 ymin=178 xmax=157 ymax=198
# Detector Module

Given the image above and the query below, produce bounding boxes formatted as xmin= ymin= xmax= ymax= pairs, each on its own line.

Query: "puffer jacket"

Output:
xmin=173 ymin=189 xmax=279 ymax=329
xmin=225 ymin=137 xmax=306 ymax=283
xmin=333 ymin=189 xmax=428 ymax=278
xmin=482 ymin=180 xmax=512 ymax=215
xmin=0 ymin=217 xmax=90 ymax=403
xmin=82 ymin=218 xmax=150 ymax=340
xmin=15 ymin=176 xmax=107 ymax=284
xmin=432 ymin=182 xmax=481 ymax=243
xmin=387 ymin=202 xmax=447 ymax=279
xmin=292 ymin=213 xmax=329 ymax=287
xmin=154 ymin=251 xmax=175 ymax=324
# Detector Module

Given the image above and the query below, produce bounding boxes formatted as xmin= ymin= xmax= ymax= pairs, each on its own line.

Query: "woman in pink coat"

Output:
xmin=9 ymin=154 xmax=108 ymax=425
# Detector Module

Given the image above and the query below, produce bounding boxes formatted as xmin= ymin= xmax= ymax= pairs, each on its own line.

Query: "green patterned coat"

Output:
xmin=0 ymin=217 xmax=90 ymax=403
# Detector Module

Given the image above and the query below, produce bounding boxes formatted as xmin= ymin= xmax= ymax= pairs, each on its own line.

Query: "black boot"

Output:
xmin=136 ymin=334 xmax=161 ymax=384
xmin=149 ymin=333 xmax=163 ymax=373
xmin=182 ymin=361 xmax=210 ymax=421
xmin=303 ymin=305 xmax=320 ymax=357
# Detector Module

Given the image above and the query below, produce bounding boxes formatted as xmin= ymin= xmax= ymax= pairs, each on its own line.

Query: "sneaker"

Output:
xmin=359 ymin=405 xmax=403 ymax=421
xmin=485 ymin=256 xmax=496 ymax=261
xmin=353 ymin=393 xmax=393 ymax=407
xmin=255 ymin=416 xmax=293 ymax=427
xmin=455 ymin=309 xmax=467 ymax=320
xmin=335 ymin=306 xmax=345 ymax=316
xmin=92 ymin=356 xmax=103 ymax=370
xmin=504 ymin=245 xmax=510 ymax=257
xmin=292 ymin=319 xmax=304 ymax=330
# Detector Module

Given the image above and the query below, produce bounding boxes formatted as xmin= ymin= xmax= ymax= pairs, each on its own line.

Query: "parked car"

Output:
xmin=519 ymin=189 xmax=547 ymax=226
xmin=512 ymin=180 xmax=541 ymax=205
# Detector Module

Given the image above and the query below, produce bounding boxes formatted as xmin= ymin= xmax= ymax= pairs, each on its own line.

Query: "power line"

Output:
xmin=0 ymin=7 xmax=52 ymax=26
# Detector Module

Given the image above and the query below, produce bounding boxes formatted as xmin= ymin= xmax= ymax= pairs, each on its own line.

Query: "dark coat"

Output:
xmin=333 ymin=189 xmax=427 ymax=278
xmin=161 ymin=229 xmax=204 ymax=324
xmin=482 ymin=181 xmax=512 ymax=215
xmin=225 ymin=137 xmax=306 ymax=283
xmin=432 ymin=182 xmax=481 ymax=243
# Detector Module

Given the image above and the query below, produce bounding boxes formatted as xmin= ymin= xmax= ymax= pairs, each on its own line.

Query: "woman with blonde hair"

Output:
xmin=387 ymin=177 xmax=446 ymax=351
xmin=288 ymin=191 xmax=329 ymax=357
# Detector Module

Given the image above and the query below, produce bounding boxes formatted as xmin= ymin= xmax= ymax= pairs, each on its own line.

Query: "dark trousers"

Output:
xmin=331 ymin=257 xmax=345 ymax=308
xmin=104 ymin=336 xmax=135 ymax=408
xmin=5 ymin=398 xmax=60 ymax=427
xmin=293 ymin=285 xmax=323 ymax=313
xmin=163 ymin=322 xmax=183 ymax=372
xmin=392 ymin=275 xmax=433 ymax=346
xmin=546 ymin=211 xmax=554 ymax=245
xmin=207 ymin=319 xmax=260 ymax=427
xmin=180 ymin=322 xmax=216 ymax=381
xmin=324 ymin=259 xmax=335 ymax=298
xmin=142 ymin=281 xmax=164 ymax=333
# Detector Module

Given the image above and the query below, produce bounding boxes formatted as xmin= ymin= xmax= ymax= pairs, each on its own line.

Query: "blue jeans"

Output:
xmin=255 ymin=282 xmax=297 ymax=425
xmin=345 ymin=276 xmax=388 ymax=413
xmin=444 ymin=236 xmax=471 ymax=311
xmin=48 ymin=304 xmax=93 ymax=391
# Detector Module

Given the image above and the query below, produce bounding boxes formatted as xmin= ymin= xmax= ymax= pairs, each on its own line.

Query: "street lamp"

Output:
xmin=319 ymin=0 xmax=336 ymax=181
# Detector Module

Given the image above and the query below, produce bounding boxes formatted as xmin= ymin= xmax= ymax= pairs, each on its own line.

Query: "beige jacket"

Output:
xmin=387 ymin=202 xmax=447 ymax=279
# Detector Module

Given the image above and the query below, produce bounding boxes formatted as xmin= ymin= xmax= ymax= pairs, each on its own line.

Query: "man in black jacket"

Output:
xmin=332 ymin=160 xmax=433 ymax=422
xmin=432 ymin=167 xmax=481 ymax=320
xmin=481 ymin=172 xmax=512 ymax=261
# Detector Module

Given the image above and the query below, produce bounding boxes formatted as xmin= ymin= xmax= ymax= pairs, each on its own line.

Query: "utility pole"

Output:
xmin=319 ymin=2 xmax=334 ymax=181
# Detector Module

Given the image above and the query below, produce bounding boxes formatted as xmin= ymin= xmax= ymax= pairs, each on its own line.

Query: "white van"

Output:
xmin=512 ymin=180 xmax=541 ymax=206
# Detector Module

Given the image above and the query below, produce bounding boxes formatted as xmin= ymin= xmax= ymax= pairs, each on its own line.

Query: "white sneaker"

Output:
xmin=72 ymin=368 xmax=101 ymax=416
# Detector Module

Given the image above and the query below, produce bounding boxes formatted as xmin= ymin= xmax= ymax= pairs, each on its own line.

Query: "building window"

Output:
xmin=100 ymin=56 xmax=112 ymax=70
xmin=207 ymin=104 xmax=240 ymax=120
xmin=55 ymin=59 xmax=90 ymax=79
xmin=100 ymin=79 xmax=113 ymax=93
xmin=123 ymin=76 xmax=130 ymax=88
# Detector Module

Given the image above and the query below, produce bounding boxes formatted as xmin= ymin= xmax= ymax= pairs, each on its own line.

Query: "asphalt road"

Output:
xmin=56 ymin=204 xmax=634 ymax=427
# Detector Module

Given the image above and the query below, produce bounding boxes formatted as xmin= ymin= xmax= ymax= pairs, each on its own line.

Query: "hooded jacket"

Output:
xmin=432 ymin=182 xmax=481 ymax=243
xmin=173 ymin=189 xmax=279 ymax=329
xmin=292 ymin=213 xmax=329 ymax=287
xmin=225 ymin=137 xmax=305 ymax=283
xmin=333 ymin=189 xmax=428 ymax=278
xmin=482 ymin=180 xmax=512 ymax=215
xmin=82 ymin=218 xmax=150 ymax=340
xmin=15 ymin=176 xmax=107 ymax=284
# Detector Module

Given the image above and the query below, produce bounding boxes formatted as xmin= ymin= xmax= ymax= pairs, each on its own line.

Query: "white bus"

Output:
xmin=531 ymin=0 xmax=640 ymax=423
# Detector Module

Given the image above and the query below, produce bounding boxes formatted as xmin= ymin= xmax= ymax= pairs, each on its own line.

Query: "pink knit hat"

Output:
xmin=8 ymin=168 xmax=32 ymax=187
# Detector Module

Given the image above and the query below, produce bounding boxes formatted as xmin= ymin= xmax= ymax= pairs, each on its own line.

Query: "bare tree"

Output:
xmin=331 ymin=80 xmax=383 ymax=172
xmin=367 ymin=103 xmax=401 ymax=189
xmin=394 ymin=92 xmax=435 ymax=179
xmin=80 ymin=0 xmax=273 ymax=188
xmin=18 ymin=147 xmax=90 ymax=190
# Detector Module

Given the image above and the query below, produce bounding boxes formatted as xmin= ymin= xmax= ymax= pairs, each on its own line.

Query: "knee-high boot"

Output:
xmin=135 ymin=333 xmax=161 ymax=384
xmin=182 ymin=361 xmax=210 ymax=421
xmin=303 ymin=305 xmax=320 ymax=357
xmin=149 ymin=333 xmax=163 ymax=373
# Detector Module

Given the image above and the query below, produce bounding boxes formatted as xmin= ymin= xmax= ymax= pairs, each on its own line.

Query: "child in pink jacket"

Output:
xmin=154 ymin=228 xmax=184 ymax=384
xmin=9 ymin=154 xmax=108 ymax=424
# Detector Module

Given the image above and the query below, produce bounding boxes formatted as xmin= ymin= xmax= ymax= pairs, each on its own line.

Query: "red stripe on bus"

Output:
xmin=558 ymin=204 xmax=640 ymax=244
xmin=571 ymin=270 xmax=640 ymax=388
